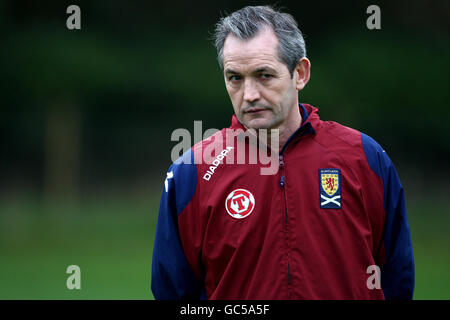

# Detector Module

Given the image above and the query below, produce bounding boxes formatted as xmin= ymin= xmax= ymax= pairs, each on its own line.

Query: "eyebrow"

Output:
xmin=224 ymin=66 xmax=277 ymax=75
xmin=253 ymin=66 xmax=277 ymax=74
xmin=224 ymin=68 xmax=239 ymax=75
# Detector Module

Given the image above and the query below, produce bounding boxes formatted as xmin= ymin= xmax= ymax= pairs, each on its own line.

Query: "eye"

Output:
xmin=260 ymin=73 xmax=273 ymax=80
xmin=228 ymin=75 xmax=242 ymax=82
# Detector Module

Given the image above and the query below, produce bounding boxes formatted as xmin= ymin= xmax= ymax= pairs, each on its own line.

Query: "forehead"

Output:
xmin=222 ymin=27 xmax=282 ymax=71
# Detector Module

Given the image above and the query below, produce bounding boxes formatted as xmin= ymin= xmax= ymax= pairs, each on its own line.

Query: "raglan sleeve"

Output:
xmin=151 ymin=149 xmax=204 ymax=300
xmin=362 ymin=133 xmax=415 ymax=300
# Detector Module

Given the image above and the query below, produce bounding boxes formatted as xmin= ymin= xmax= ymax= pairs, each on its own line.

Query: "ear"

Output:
xmin=293 ymin=57 xmax=311 ymax=91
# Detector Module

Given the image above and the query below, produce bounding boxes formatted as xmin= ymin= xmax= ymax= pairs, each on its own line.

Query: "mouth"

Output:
xmin=245 ymin=107 xmax=267 ymax=114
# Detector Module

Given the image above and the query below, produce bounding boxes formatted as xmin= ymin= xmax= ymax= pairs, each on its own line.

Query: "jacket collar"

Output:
xmin=228 ymin=103 xmax=320 ymax=154
xmin=279 ymin=103 xmax=318 ymax=154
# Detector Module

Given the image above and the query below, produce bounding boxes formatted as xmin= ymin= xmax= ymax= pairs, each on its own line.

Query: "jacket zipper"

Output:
xmin=279 ymin=156 xmax=287 ymax=225
xmin=279 ymin=154 xmax=292 ymax=298
xmin=277 ymin=118 xmax=312 ymax=299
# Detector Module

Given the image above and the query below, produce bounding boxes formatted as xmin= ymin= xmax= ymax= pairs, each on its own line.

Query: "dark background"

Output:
xmin=0 ymin=0 xmax=449 ymax=299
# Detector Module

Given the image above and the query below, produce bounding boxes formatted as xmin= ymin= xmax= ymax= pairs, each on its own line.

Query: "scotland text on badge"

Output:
xmin=319 ymin=169 xmax=342 ymax=209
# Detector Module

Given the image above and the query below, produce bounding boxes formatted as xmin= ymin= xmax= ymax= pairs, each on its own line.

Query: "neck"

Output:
xmin=253 ymin=105 xmax=302 ymax=154
xmin=274 ymin=105 xmax=302 ymax=151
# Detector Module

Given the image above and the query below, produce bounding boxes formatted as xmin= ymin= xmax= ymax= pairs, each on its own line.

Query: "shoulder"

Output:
xmin=316 ymin=120 xmax=394 ymax=177
xmin=318 ymin=120 xmax=364 ymax=149
xmin=163 ymin=129 xmax=230 ymax=215
xmin=359 ymin=132 xmax=397 ymax=183
xmin=165 ymin=128 xmax=229 ymax=212
xmin=171 ymin=127 xmax=228 ymax=173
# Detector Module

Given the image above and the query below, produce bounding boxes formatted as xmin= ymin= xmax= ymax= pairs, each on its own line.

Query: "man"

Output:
xmin=151 ymin=6 xmax=414 ymax=300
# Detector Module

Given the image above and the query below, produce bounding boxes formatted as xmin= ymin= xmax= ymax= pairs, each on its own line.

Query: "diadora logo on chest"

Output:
xmin=319 ymin=168 xmax=342 ymax=209
xmin=225 ymin=189 xmax=255 ymax=219
xmin=203 ymin=146 xmax=233 ymax=181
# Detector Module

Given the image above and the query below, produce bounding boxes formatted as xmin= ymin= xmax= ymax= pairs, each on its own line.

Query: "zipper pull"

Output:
xmin=280 ymin=175 xmax=285 ymax=187
xmin=279 ymin=155 xmax=284 ymax=167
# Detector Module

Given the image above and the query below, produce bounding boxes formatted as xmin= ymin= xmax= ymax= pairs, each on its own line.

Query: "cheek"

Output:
xmin=227 ymin=88 xmax=244 ymax=110
xmin=262 ymin=85 xmax=285 ymax=108
xmin=280 ymin=82 xmax=297 ymax=104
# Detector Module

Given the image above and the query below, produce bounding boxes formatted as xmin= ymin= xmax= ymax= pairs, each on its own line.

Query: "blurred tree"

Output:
xmin=44 ymin=103 xmax=80 ymax=203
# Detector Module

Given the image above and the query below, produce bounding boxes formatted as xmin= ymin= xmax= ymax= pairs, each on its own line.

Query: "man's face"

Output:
xmin=222 ymin=27 xmax=299 ymax=130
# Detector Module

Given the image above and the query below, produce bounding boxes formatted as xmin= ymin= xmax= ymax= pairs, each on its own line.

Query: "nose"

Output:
xmin=243 ymin=78 xmax=260 ymax=103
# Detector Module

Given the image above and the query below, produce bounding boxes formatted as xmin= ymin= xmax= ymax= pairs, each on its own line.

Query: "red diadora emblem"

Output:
xmin=225 ymin=189 xmax=255 ymax=219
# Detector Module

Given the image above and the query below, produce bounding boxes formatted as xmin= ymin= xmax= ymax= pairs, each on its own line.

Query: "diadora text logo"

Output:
xmin=203 ymin=146 xmax=233 ymax=181
xmin=225 ymin=189 xmax=255 ymax=219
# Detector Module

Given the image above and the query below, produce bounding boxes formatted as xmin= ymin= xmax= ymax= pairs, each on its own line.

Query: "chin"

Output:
xmin=244 ymin=114 xmax=283 ymax=129
xmin=244 ymin=119 xmax=273 ymax=130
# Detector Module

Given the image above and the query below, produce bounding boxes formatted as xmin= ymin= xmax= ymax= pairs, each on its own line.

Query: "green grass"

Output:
xmin=0 ymin=194 xmax=448 ymax=299
xmin=0 ymin=196 xmax=158 ymax=299
xmin=407 ymin=199 xmax=450 ymax=299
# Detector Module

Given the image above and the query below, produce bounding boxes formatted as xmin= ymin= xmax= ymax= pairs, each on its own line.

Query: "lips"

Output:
xmin=245 ymin=107 xmax=266 ymax=113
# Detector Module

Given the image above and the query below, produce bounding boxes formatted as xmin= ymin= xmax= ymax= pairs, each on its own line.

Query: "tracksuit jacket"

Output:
xmin=151 ymin=103 xmax=414 ymax=300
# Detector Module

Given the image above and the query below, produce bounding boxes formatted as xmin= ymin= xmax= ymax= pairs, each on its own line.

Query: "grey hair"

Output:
xmin=213 ymin=5 xmax=306 ymax=77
